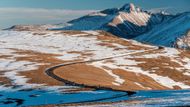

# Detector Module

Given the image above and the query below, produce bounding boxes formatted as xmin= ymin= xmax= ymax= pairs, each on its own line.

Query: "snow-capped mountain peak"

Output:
xmin=119 ymin=3 xmax=137 ymax=12
xmin=56 ymin=3 xmax=173 ymax=39
xmin=100 ymin=8 xmax=119 ymax=15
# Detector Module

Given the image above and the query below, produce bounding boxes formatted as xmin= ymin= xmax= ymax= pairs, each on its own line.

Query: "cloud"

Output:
xmin=0 ymin=7 xmax=98 ymax=28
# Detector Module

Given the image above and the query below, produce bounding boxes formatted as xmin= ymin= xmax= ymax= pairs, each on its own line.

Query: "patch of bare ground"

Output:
xmin=97 ymin=42 xmax=117 ymax=48
xmin=67 ymin=51 xmax=94 ymax=58
xmin=132 ymin=56 xmax=190 ymax=89
xmin=32 ymin=32 xmax=47 ymax=35
xmin=0 ymin=55 xmax=14 ymax=86
xmin=0 ymin=55 xmax=12 ymax=59
xmin=9 ymin=49 xmax=64 ymax=86
xmin=54 ymin=63 xmax=116 ymax=88
xmin=179 ymin=49 xmax=190 ymax=58
xmin=53 ymin=30 xmax=86 ymax=35
xmin=30 ymin=30 xmax=89 ymax=37
xmin=103 ymin=59 xmax=115 ymax=63
xmin=53 ymin=63 xmax=168 ymax=91
xmin=112 ymin=69 xmax=169 ymax=90
xmin=0 ymin=76 xmax=12 ymax=86
xmin=132 ymin=49 xmax=162 ymax=56
xmin=96 ymin=31 xmax=151 ymax=50
xmin=62 ymin=87 xmax=93 ymax=93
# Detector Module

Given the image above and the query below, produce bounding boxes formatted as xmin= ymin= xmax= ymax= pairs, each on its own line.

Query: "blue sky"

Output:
xmin=0 ymin=0 xmax=190 ymax=29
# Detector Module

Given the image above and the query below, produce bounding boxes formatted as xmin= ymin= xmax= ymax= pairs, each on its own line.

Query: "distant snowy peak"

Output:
xmin=119 ymin=3 xmax=141 ymax=13
xmin=93 ymin=3 xmax=141 ymax=16
xmin=149 ymin=10 xmax=171 ymax=15
xmin=106 ymin=11 xmax=152 ymax=38
xmin=100 ymin=8 xmax=119 ymax=15
xmin=98 ymin=3 xmax=142 ymax=15
xmin=110 ymin=11 xmax=150 ymax=27
xmin=106 ymin=8 xmax=174 ymax=38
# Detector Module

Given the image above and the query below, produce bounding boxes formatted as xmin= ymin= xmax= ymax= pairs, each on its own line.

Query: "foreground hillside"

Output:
xmin=0 ymin=30 xmax=190 ymax=92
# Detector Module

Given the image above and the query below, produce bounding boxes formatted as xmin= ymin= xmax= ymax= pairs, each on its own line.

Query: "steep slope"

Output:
xmin=106 ymin=9 xmax=172 ymax=38
xmin=58 ymin=3 xmax=172 ymax=39
xmin=135 ymin=12 xmax=190 ymax=47
xmin=60 ymin=8 xmax=118 ymax=30
xmin=176 ymin=30 xmax=190 ymax=49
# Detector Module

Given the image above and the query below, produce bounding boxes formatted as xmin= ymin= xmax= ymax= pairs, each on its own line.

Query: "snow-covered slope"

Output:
xmin=59 ymin=9 xmax=116 ymax=30
xmin=135 ymin=12 xmax=190 ymax=47
xmin=57 ymin=3 xmax=172 ymax=39
xmin=1 ymin=30 xmax=190 ymax=91
xmin=176 ymin=30 xmax=190 ymax=49
xmin=106 ymin=9 xmax=172 ymax=38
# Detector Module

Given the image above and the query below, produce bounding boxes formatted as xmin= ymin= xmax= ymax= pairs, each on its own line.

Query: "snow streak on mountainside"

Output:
xmin=176 ymin=30 xmax=190 ymax=49
xmin=135 ymin=12 xmax=190 ymax=47
xmin=57 ymin=3 xmax=173 ymax=39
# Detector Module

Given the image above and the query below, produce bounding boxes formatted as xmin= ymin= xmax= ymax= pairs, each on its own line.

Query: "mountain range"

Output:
xmin=6 ymin=3 xmax=190 ymax=49
xmin=55 ymin=3 xmax=190 ymax=49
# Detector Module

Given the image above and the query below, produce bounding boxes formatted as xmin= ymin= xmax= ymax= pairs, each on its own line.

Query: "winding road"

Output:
xmin=45 ymin=48 xmax=158 ymax=96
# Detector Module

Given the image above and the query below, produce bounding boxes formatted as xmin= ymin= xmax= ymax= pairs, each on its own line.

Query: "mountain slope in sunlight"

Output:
xmin=57 ymin=3 xmax=172 ymax=39
xmin=135 ymin=12 xmax=190 ymax=48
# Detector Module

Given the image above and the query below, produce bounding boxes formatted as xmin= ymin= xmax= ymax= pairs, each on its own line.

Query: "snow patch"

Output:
xmin=82 ymin=31 xmax=99 ymax=35
xmin=90 ymin=61 xmax=125 ymax=86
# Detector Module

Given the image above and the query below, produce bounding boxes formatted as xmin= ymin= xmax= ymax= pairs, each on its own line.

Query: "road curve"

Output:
xmin=45 ymin=48 xmax=158 ymax=95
